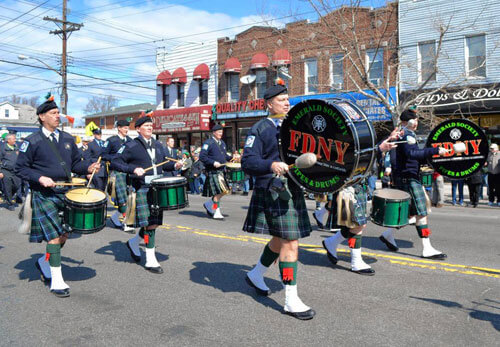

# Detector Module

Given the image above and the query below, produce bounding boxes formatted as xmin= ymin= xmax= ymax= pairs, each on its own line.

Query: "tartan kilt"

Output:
xmin=202 ymin=170 xmax=227 ymax=197
xmin=113 ymin=171 xmax=128 ymax=213
xmin=30 ymin=190 xmax=66 ymax=243
xmin=395 ymin=178 xmax=428 ymax=216
xmin=243 ymin=187 xmax=311 ymax=240
xmin=133 ymin=186 xmax=163 ymax=228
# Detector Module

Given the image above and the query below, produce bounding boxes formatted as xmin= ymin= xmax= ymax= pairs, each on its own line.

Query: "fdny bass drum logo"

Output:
xmin=312 ymin=115 xmax=327 ymax=132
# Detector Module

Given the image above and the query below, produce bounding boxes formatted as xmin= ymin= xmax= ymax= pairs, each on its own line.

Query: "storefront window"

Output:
xmin=222 ymin=127 xmax=233 ymax=151
xmin=238 ymin=127 xmax=251 ymax=150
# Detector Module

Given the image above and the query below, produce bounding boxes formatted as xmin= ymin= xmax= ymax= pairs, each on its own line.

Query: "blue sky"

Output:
xmin=0 ymin=0 xmax=389 ymax=125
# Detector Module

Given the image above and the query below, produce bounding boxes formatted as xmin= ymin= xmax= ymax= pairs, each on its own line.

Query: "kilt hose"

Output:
xmin=395 ymin=178 xmax=428 ymax=216
xmin=133 ymin=186 xmax=163 ymax=228
xmin=30 ymin=190 xmax=66 ymax=243
xmin=243 ymin=187 xmax=312 ymax=240
xmin=202 ymin=170 xmax=227 ymax=197
xmin=113 ymin=171 xmax=128 ymax=213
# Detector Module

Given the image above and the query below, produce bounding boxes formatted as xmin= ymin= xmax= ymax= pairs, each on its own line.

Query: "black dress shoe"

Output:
xmin=245 ymin=275 xmax=270 ymax=296
xmin=284 ymin=309 xmax=316 ymax=320
xmin=126 ymin=241 xmax=141 ymax=263
xmin=322 ymin=240 xmax=338 ymax=265
xmin=203 ymin=204 xmax=214 ymax=217
xmin=50 ymin=288 xmax=70 ymax=298
xmin=351 ymin=268 xmax=376 ymax=276
xmin=35 ymin=261 xmax=50 ymax=284
xmin=379 ymin=235 xmax=399 ymax=251
xmin=145 ymin=266 xmax=163 ymax=274
xmin=422 ymin=253 xmax=447 ymax=260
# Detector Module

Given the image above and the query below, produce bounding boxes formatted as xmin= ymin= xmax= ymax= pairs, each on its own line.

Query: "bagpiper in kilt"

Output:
xmin=105 ymin=119 xmax=134 ymax=231
xmin=241 ymin=83 xmax=315 ymax=320
xmin=111 ymin=115 xmax=181 ymax=274
xmin=379 ymin=107 xmax=448 ymax=259
xmin=199 ymin=124 xmax=232 ymax=220
xmin=15 ymin=93 xmax=101 ymax=298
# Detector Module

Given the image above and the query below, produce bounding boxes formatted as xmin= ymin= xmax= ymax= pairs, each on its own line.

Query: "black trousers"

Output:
xmin=467 ymin=183 xmax=481 ymax=206
xmin=1 ymin=169 xmax=21 ymax=204
xmin=488 ymin=173 xmax=500 ymax=203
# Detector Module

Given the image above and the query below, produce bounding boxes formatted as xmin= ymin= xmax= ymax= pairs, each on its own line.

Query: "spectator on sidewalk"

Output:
xmin=189 ymin=153 xmax=205 ymax=194
xmin=465 ymin=170 xmax=482 ymax=208
xmin=0 ymin=133 xmax=22 ymax=210
xmin=451 ymin=179 xmax=464 ymax=206
xmin=486 ymin=143 xmax=500 ymax=206
xmin=431 ymin=172 xmax=444 ymax=208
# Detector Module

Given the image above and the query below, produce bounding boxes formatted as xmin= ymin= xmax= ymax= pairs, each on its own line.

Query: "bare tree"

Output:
xmin=84 ymin=95 xmax=118 ymax=115
xmin=3 ymin=95 xmax=39 ymax=107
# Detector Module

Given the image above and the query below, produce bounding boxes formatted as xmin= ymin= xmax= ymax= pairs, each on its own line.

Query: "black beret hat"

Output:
xmin=116 ymin=119 xmax=130 ymax=127
xmin=92 ymin=128 xmax=102 ymax=135
xmin=36 ymin=93 xmax=58 ymax=115
xmin=400 ymin=108 xmax=418 ymax=121
xmin=211 ymin=124 xmax=223 ymax=131
xmin=135 ymin=116 xmax=153 ymax=128
xmin=263 ymin=84 xmax=287 ymax=100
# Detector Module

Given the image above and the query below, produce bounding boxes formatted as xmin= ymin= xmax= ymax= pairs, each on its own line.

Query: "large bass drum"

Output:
xmin=425 ymin=119 xmax=488 ymax=180
xmin=280 ymin=99 xmax=377 ymax=193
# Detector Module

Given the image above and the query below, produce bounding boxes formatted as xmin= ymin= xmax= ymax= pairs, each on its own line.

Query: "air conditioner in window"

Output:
xmin=331 ymin=82 xmax=343 ymax=90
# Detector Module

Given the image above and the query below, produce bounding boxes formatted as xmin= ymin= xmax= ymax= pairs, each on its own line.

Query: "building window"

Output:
xmin=366 ymin=49 xmax=384 ymax=86
xmin=163 ymin=85 xmax=170 ymax=109
xmin=418 ymin=41 xmax=437 ymax=82
xmin=330 ymin=54 xmax=344 ymax=90
xmin=199 ymin=80 xmax=208 ymax=105
xmin=5 ymin=109 xmax=9 ymax=118
xmin=177 ymin=84 xmax=185 ymax=107
xmin=228 ymin=74 xmax=239 ymax=102
xmin=466 ymin=35 xmax=486 ymax=78
xmin=305 ymin=59 xmax=318 ymax=94
xmin=255 ymin=70 xmax=267 ymax=99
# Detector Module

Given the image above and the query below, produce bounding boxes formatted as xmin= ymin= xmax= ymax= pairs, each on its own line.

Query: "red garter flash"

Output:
xmin=282 ymin=268 xmax=294 ymax=282
xmin=45 ymin=253 xmax=50 ymax=261
xmin=144 ymin=234 xmax=149 ymax=244
xmin=348 ymin=238 xmax=356 ymax=248
xmin=421 ymin=228 xmax=431 ymax=237
xmin=212 ymin=203 xmax=218 ymax=210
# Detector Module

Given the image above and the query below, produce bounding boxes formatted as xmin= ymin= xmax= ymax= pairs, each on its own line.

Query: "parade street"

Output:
xmin=0 ymin=193 xmax=499 ymax=346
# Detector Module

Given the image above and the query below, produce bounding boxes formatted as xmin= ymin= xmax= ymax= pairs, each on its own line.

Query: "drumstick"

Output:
xmin=86 ymin=156 xmax=102 ymax=189
xmin=390 ymin=137 xmax=417 ymax=145
xmin=53 ymin=182 xmax=86 ymax=186
xmin=144 ymin=157 xmax=181 ymax=172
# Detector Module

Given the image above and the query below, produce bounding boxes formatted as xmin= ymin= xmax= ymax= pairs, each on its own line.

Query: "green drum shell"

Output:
xmin=153 ymin=179 xmax=189 ymax=211
xmin=370 ymin=192 xmax=410 ymax=228
xmin=226 ymin=167 xmax=245 ymax=183
xmin=63 ymin=197 xmax=107 ymax=234
xmin=420 ymin=172 xmax=433 ymax=188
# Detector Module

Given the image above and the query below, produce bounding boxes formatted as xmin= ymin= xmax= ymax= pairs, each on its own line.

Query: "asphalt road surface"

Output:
xmin=1 ymin=192 xmax=499 ymax=346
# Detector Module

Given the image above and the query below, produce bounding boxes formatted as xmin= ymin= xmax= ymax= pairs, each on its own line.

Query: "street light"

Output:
xmin=18 ymin=54 xmax=67 ymax=115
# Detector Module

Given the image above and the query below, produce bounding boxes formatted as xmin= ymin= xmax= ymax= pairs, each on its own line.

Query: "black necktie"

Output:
xmin=147 ymin=140 xmax=152 ymax=149
xmin=50 ymin=133 xmax=57 ymax=144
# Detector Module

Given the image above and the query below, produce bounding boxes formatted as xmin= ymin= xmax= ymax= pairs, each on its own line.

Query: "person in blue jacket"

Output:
xmin=15 ymin=93 xmax=100 ymax=297
xmin=87 ymin=128 xmax=108 ymax=191
xmin=379 ymin=108 xmax=448 ymax=259
xmin=112 ymin=116 xmax=182 ymax=274
xmin=199 ymin=124 xmax=232 ymax=220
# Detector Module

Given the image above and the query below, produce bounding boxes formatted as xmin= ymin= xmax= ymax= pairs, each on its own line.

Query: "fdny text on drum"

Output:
xmin=430 ymin=140 xmax=482 ymax=157
xmin=288 ymin=130 xmax=350 ymax=165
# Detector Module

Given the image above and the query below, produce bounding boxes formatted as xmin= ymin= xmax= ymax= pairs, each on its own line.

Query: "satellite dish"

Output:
xmin=240 ymin=74 xmax=256 ymax=84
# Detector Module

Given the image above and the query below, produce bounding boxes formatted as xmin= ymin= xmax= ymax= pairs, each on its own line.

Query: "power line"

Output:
xmin=0 ymin=0 xmax=50 ymax=30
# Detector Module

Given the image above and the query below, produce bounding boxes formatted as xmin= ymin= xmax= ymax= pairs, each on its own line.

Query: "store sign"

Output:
xmin=214 ymin=99 xmax=268 ymax=120
xmin=152 ymin=106 xmax=212 ymax=133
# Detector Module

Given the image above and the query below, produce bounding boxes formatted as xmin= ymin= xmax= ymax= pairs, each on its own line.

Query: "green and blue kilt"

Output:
xmin=395 ymin=178 xmax=427 ymax=216
xmin=325 ymin=186 xmax=367 ymax=229
xmin=202 ymin=170 xmax=227 ymax=197
xmin=243 ymin=187 xmax=312 ymax=240
xmin=113 ymin=171 xmax=128 ymax=213
xmin=133 ymin=186 xmax=163 ymax=228
xmin=30 ymin=190 xmax=66 ymax=243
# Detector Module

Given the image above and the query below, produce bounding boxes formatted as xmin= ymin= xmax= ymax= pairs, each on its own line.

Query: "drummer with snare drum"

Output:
xmin=379 ymin=107 xmax=448 ymax=259
xmin=15 ymin=93 xmax=101 ymax=298
xmin=111 ymin=116 xmax=182 ymax=274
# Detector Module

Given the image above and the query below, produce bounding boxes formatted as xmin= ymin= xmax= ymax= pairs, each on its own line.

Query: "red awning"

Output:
xmin=156 ymin=70 xmax=172 ymax=85
xmin=272 ymin=49 xmax=292 ymax=66
xmin=224 ymin=57 xmax=242 ymax=73
xmin=171 ymin=67 xmax=187 ymax=83
xmin=193 ymin=63 xmax=210 ymax=80
xmin=250 ymin=53 xmax=269 ymax=69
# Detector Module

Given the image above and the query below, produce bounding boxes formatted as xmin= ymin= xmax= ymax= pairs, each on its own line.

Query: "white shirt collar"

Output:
xmin=41 ymin=127 xmax=59 ymax=141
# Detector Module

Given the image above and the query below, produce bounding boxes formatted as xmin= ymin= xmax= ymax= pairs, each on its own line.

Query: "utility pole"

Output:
xmin=44 ymin=0 xmax=83 ymax=115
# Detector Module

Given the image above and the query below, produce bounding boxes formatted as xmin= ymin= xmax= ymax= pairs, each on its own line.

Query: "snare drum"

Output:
xmin=370 ymin=189 xmax=411 ymax=227
xmin=225 ymin=162 xmax=244 ymax=183
xmin=63 ymin=188 xmax=107 ymax=234
xmin=420 ymin=170 xmax=433 ymax=188
xmin=151 ymin=177 xmax=188 ymax=211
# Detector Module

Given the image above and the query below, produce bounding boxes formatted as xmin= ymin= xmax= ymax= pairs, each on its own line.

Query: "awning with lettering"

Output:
xmin=272 ymin=49 xmax=291 ymax=66
xmin=224 ymin=57 xmax=242 ymax=73
xmin=172 ymin=67 xmax=187 ymax=84
xmin=152 ymin=105 xmax=212 ymax=133
xmin=250 ymin=53 xmax=269 ymax=69
xmin=156 ymin=70 xmax=172 ymax=85
xmin=193 ymin=63 xmax=210 ymax=80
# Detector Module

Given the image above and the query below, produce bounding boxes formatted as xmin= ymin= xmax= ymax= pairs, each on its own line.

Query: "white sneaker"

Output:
xmin=110 ymin=211 xmax=123 ymax=228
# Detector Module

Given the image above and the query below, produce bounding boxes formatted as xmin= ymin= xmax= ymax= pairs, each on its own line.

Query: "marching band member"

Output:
xmin=87 ymin=128 xmax=108 ymax=191
xmin=112 ymin=116 xmax=182 ymax=274
xmin=106 ymin=119 xmax=134 ymax=232
xmin=242 ymin=84 xmax=315 ymax=320
xmin=379 ymin=108 xmax=448 ymax=259
xmin=15 ymin=94 xmax=100 ymax=297
xmin=199 ymin=124 xmax=232 ymax=220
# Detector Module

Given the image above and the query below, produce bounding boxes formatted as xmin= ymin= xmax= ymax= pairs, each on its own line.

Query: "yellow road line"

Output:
xmin=156 ymin=224 xmax=499 ymax=279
